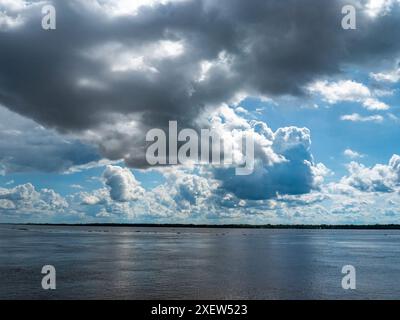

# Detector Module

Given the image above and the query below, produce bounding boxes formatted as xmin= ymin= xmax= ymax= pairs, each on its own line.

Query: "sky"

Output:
xmin=1 ymin=0 xmax=400 ymax=224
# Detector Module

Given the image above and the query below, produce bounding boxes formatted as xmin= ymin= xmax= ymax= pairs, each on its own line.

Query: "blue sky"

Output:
xmin=1 ymin=0 xmax=400 ymax=224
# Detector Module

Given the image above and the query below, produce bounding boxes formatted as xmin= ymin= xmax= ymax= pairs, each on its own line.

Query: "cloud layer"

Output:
xmin=1 ymin=0 xmax=400 ymax=224
xmin=1 ymin=0 xmax=400 ymax=168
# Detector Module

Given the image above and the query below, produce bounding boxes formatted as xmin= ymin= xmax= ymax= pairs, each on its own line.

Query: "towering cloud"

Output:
xmin=103 ymin=165 xmax=145 ymax=202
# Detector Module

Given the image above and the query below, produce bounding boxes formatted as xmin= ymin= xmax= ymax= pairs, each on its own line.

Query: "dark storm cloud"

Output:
xmin=0 ymin=0 xmax=400 ymax=167
xmin=0 ymin=106 xmax=99 ymax=173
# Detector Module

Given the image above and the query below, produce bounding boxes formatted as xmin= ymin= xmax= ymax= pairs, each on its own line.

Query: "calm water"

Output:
xmin=0 ymin=224 xmax=400 ymax=299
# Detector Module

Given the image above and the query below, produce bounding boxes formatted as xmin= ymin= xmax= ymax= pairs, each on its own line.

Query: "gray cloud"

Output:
xmin=0 ymin=105 xmax=99 ymax=173
xmin=0 ymin=0 xmax=400 ymax=168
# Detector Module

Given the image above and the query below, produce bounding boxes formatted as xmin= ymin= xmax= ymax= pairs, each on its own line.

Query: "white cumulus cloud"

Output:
xmin=340 ymin=155 xmax=400 ymax=192
xmin=344 ymin=148 xmax=364 ymax=159
xmin=103 ymin=165 xmax=145 ymax=202
xmin=308 ymin=80 xmax=389 ymax=110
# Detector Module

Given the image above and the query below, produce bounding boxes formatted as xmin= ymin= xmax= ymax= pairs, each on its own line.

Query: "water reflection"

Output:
xmin=0 ymin=225 xmax=399 ymax=299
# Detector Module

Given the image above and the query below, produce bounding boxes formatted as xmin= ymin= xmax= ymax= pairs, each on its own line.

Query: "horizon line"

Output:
xmin=2 ymin=223 xmax=400 ymax=230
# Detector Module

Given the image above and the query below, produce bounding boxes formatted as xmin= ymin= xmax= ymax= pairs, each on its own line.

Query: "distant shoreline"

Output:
xmin=2 ymin=223 xmax=400 ymax=230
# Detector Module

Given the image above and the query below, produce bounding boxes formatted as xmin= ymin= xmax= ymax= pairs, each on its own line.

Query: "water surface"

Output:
xmin=0 ymin=225 xmax=399 ymax=299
